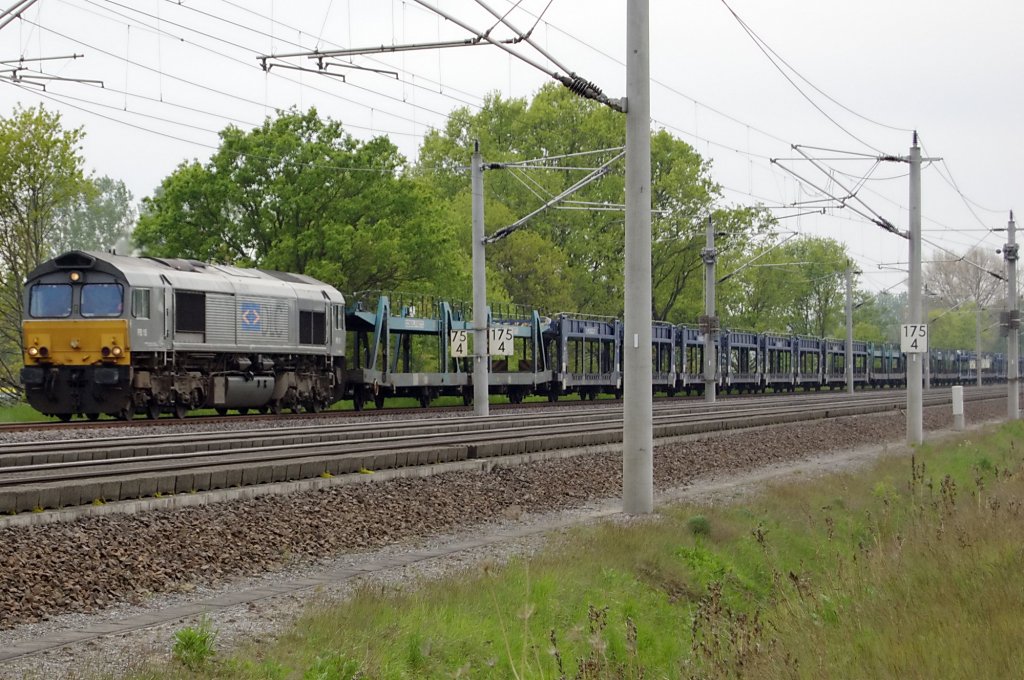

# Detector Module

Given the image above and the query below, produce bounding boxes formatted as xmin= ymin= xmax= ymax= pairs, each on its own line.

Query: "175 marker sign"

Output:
xmin=900 ymin=324 xmax=928 ymax=353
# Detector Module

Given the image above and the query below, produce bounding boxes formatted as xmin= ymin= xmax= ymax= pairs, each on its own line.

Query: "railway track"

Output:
xmin=0 ymin=384 xmax=943 ymax=435
xmin=0 ymin=401 xmax=472 ymax=434
xmin=0 ymin=387 xmax=1004 ymax=514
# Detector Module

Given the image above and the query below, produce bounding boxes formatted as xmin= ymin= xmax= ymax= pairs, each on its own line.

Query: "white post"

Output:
xmin=1006 ymin=211 xmax=1019 ymax=419
xmin=703 ymin=216 xmax=717 ymax=403
xmin=471 ymin=141 xmax=489 ymax=417
xmin=907 ymin=133 xmax=923 ymax=445
xmin=622 ymin=0 xmax=653 ymax=514
xmin=952 ymin=385 xmax=965 ymax=431
xmin=845 ymin=264 xmax=854 ymax=395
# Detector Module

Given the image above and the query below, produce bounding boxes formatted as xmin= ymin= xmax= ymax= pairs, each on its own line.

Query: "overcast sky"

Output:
xmin=1 ymin=0 xmax=1021 ymax=293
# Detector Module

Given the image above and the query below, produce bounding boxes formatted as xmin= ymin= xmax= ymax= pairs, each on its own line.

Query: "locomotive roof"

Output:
xmin=26 ymin=251 xmax=344 ymax=303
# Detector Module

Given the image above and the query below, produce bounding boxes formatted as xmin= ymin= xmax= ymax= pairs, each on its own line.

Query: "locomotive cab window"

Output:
xmin=29 ymin=284 xmax=72 ymax=318
xmin=132 ymin=288 xmax=151 ymax=319
xmin=81 ymin=284 xmax=124 ymax=317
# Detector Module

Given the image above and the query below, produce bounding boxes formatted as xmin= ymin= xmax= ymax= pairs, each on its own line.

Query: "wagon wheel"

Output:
xmin=173 ymin=402 xmax=188 ymax=420
xmin=86 ymin=412 xmax=100 ymax=421
xmin=418 ymin=392 xmax=431 ymax=408
xmin=307 ymin=400 xmax=322 ymax=414
xmin=547 ymin=392 xmax=559 ymax=403
xmin=270 ymin=400 xmax=283 ymax=415
xmin=257 ymin=405 xmax=269 ymax=415
xmin=215 ymin=407 xmax=228 ymax=416
xmin=147 ymin=401 xmax=161 ymax=420
xmin=58 ymin=413 xmax=73 ymax=422
xmin=353 ymin=391 xmax=365 ymax=411
xmin=237 ymin=407 xmax=249 ymax=415
xmin=374 ymin=393 xmax=386 ymax=409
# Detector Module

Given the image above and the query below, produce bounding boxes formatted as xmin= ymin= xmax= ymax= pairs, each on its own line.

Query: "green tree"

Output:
xmin=0 ymin=105 xmax=93 ymax=393
xmin=54 ymin=176 xmax=136 ymax=253
xmin=417 ymin=84 xmax=766 ymax=318
xmin=853 ymin=290 xmax=905 ymax=344
xmin=783 ymin=237 xmax=850 ymax=337
xmin=135 ymin=108 xmax=463 ymax=295
xmin=718 ymin=236 xmax=805 ymax=332
xmin=719 ymin=235 xmax=852 ymax=336
xmin=489 ymin=230 xmax=576 ymax=313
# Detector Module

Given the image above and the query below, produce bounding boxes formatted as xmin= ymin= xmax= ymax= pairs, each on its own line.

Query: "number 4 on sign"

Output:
xmin=900 ymin=324 xmax=928 ymax=353
xmin=450 ymin=330 xmax=469 ymax=358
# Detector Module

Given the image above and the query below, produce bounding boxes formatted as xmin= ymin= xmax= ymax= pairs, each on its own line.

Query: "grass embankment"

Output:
xmin=129 ymin=423 xmax=1024 ymax=679
xmin=0 ymin=401 xmax=41 ymax=423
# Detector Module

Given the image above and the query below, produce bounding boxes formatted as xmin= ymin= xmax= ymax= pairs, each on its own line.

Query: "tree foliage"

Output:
xmin=416 ymin=84 xmax=771 ymax=319
xmin=719 ymin=235 xmax=853 ymax=336
xmin=134 ymin=108 xmax=463 ymax=295
xmin=0 ymin=105 xmax=94 ymax=392
xmin=54 ymin=175 xmax=136 ymax=254
xmin=852 ymin=291 xmax=905 ymax=343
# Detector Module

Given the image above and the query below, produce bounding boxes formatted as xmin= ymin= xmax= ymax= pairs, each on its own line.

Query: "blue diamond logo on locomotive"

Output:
xmin=240 ymin=302 xmax=262 ymax=332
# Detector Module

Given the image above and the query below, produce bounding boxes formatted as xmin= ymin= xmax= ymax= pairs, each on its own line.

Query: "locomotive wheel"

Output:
xmin=86 ymin=412 xmax=100 ymax=421
xmin=173 ymin=403 xmax=188 ymax=420
xmin=147 ymin=402 xmax=161 ymax=419
xmin=58 ymin=413 xmax=73 ymax=422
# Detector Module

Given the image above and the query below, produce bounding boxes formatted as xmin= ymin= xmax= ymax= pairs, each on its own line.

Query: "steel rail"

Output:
xmin=0 ymin=388 xmax=985 ymax=466
xmin=0 ymin=388 xmax=1005 ymax=514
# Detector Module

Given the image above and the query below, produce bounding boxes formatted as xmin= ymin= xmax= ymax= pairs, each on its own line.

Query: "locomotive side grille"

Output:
xmin=206 ymin=293 xmax=236 ymax=345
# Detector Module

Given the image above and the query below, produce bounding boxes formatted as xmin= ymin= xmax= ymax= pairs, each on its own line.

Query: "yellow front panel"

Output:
xmin=23 ymin=319 xmax=131 ymax=366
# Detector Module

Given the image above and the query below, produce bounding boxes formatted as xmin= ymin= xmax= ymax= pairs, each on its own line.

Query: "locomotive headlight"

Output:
xmin=27 ymin=346 xmax=38 ymax=357
xmin=69 ymin=271 xmax=81 ymax=282
xmin=111 ymin=346 xmax=123 ymax=357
